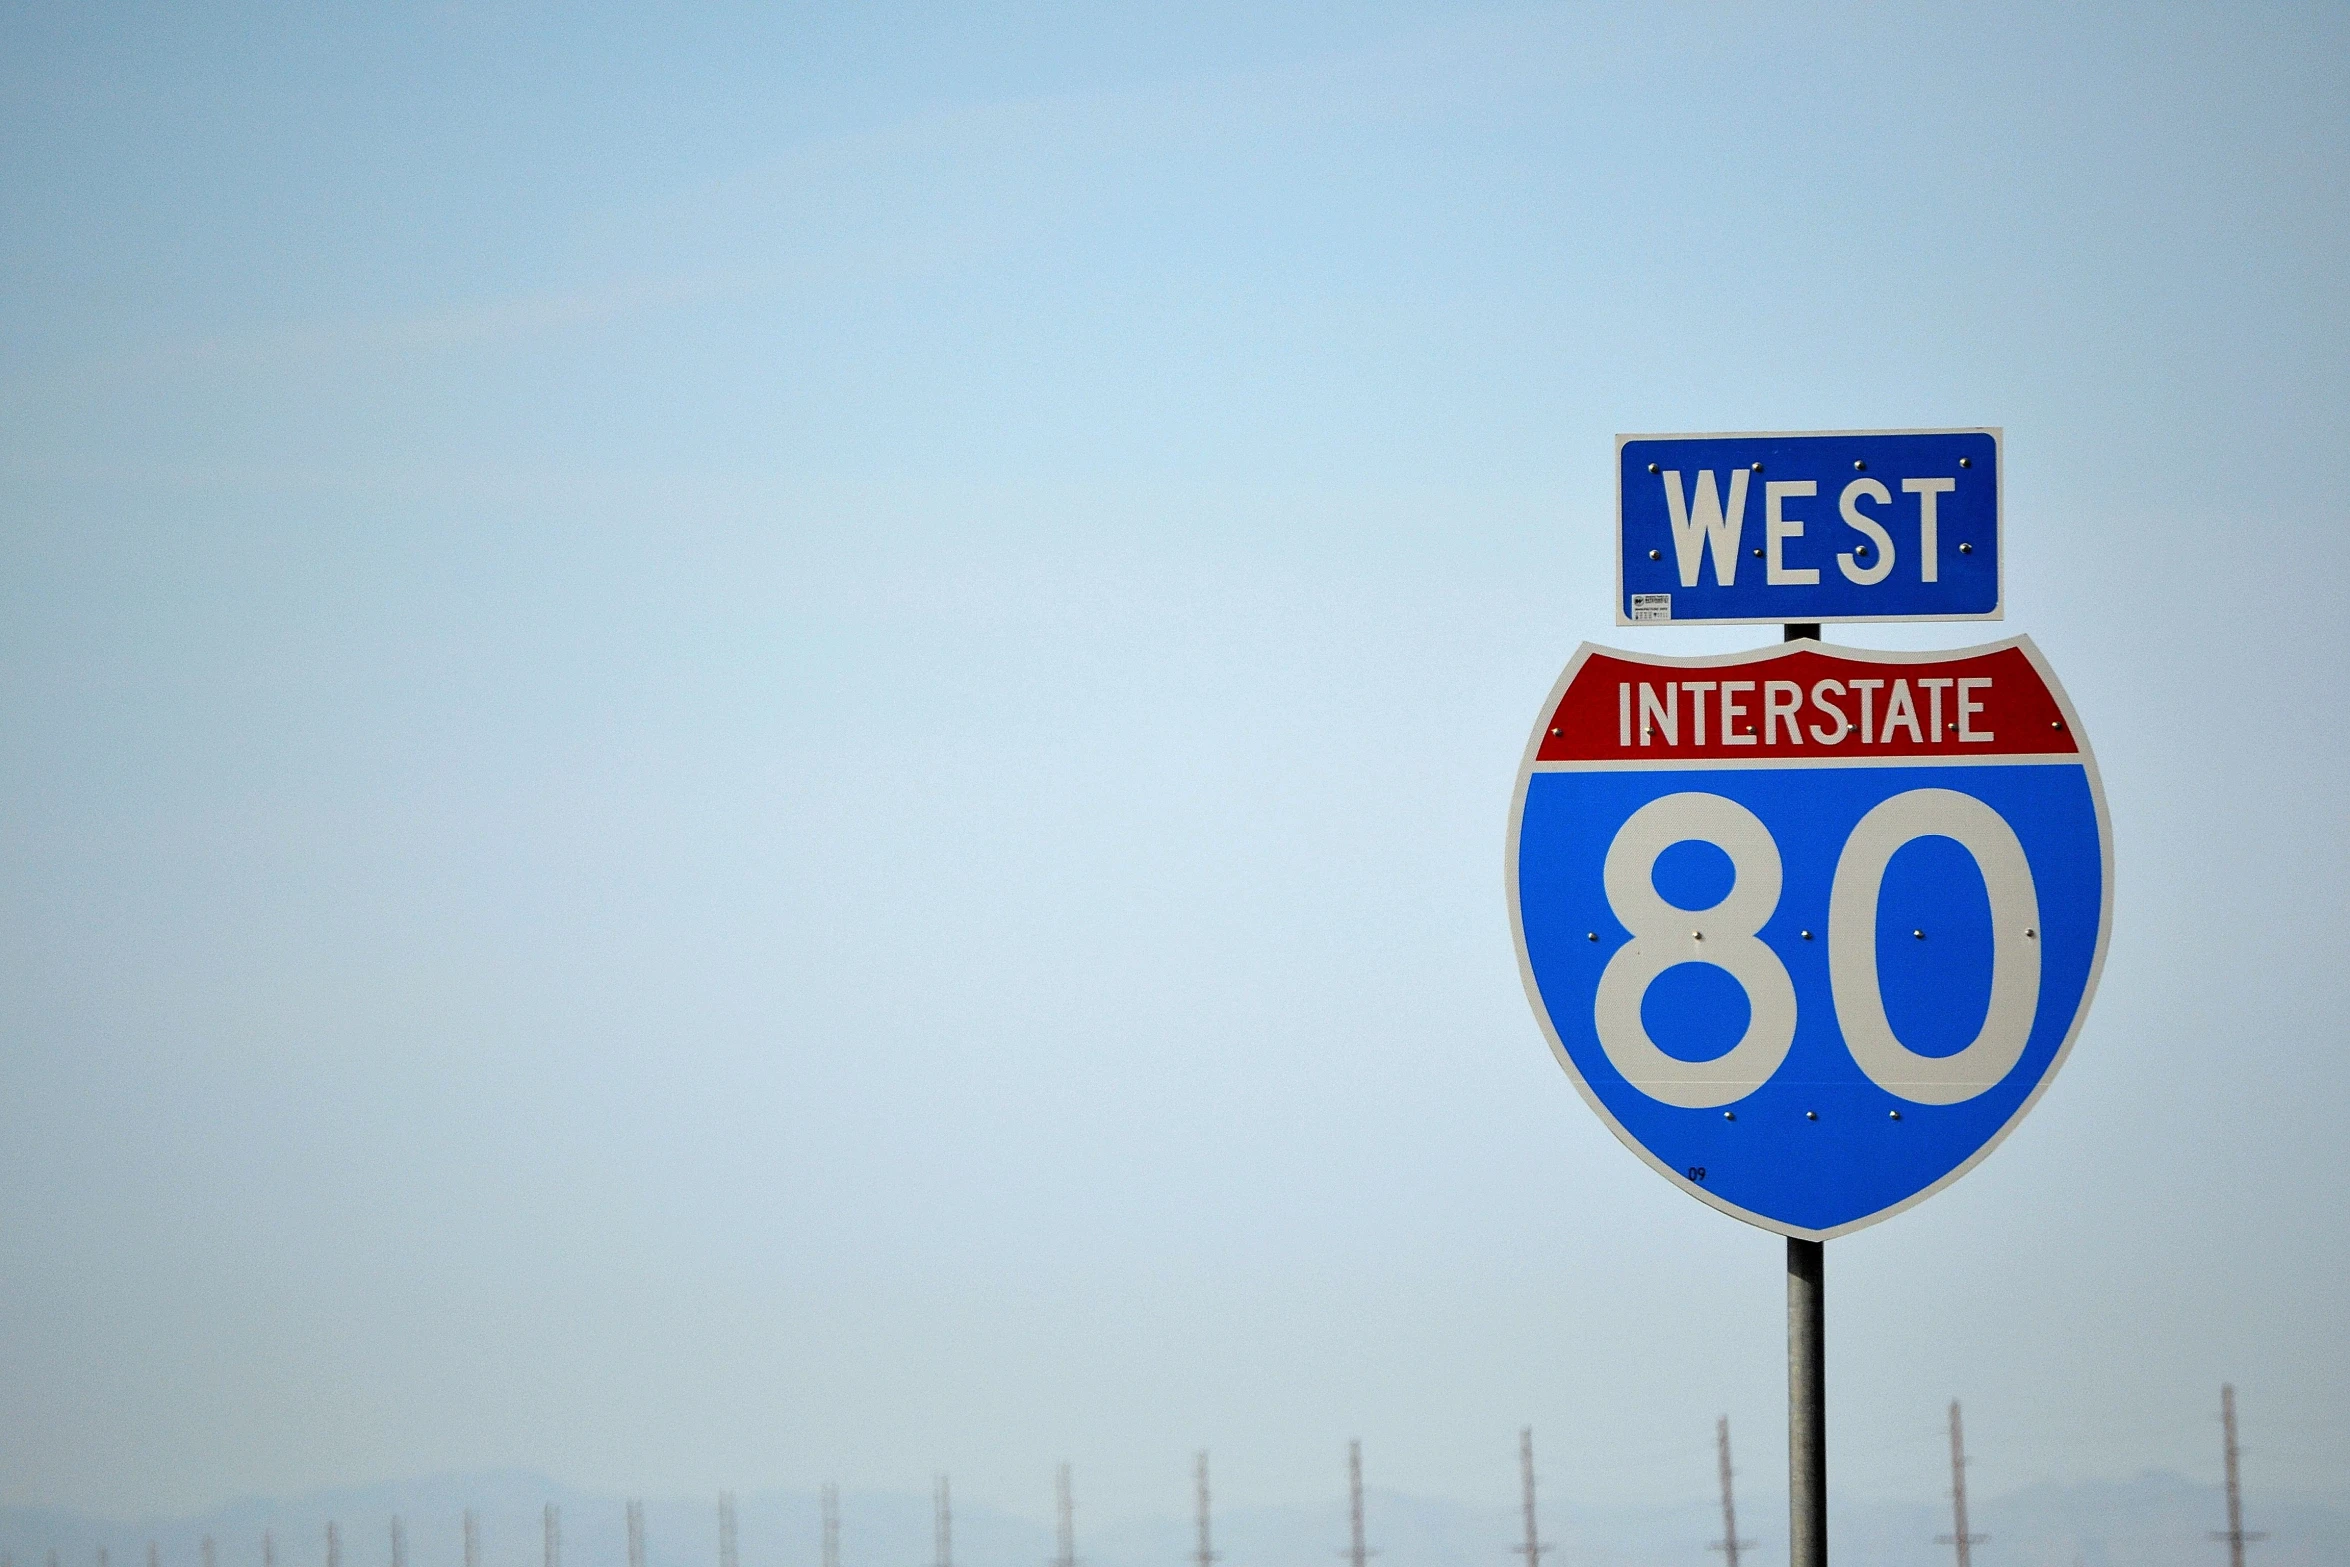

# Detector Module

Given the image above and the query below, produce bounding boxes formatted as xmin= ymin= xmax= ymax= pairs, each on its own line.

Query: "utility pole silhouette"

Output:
xmin=627 ymin=1502 xmax=645 ymax=1567
xmin=1339 ymin=1441 xmax=1378 ymax=1567
xmin=391 ymin=1520 xmax=406 ymax=1567
xmin=464 ymin=1514 xmax=479 ymax=1567
xmin=150 ymin=1544 xmax=161 ymax=1567
xmin=263 ymin=1532 xmax=275 ymax=1567
xmin=204 ymin=1539 xmax=217 ymax=1567
xmin=1053 ymin=1465 xmax=1078 ymax=1567
xmin=1936 ymin=1402 xmax=1988 ymax=1567
xmin=1707 ymin=1419 xmax=1756 ymax=1567
xmin=1193 ymin=1453 xmax=1219 ymax=1567
xmin=327 ymin=1523 xmax=340 ymax=1567
xmin=2210 ymin=1385 xmax=2265 ymax=1567
xmin=544 ymin=1507 xmax=560 ymax=1567
xmin=1511 ymin=1428 xmax=1553 ymax=1567
xmin=821 ymin=1485 xmax=840 ymax=1567
xmin=722 ymin=1493 xmax=739 ymax=1567
xmin=933 ymin=1478 xmax=951 ymax=1567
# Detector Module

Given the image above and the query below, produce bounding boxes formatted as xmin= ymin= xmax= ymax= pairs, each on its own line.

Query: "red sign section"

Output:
xmin=1539 ymin=644 xmax=2077 ymax=763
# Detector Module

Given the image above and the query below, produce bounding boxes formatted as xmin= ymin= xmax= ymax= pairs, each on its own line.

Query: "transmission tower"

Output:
xmin=1511 ymin=1428 xmax=1553 ymax=1567
xmin=1193 ymin=1453 xmax=1219 ymax=1567
xmin=821 ymin=1485 xmax=840 ymax=1567
xmin=2210 ymin=1385 xmax=2265 ymax=1567
xmin=544 ymin=1507 xmax=561 ymax=1567
xmin=464 ymin=1514 xmax=480 ymax=1567
xmin=392 ymin=1519 xmax=406 ymax=1567
xmin=1338 ymin=1441 xmax=1378 ymax=1567
xmin=1707 ymin=1419 xmax=1755 ymax=1567
xmin=1053 ymin=1465 xmax=1078 ymax=1567
xmin=722 ymin=1493 xmax=739 ymax=1567
xmin=627 ymin=1503 xmax=645 ymax=1567
xmin=1935 ymin=1402 xmax=1988 ymax=1567
xmin=933 ymin=1478 xmax=951 ymax=1567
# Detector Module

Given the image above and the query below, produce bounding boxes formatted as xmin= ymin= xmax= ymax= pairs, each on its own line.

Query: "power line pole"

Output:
xmin=204 ymin=1540 xmax=217 ymax=1567
xmin=821 ymin=1485 xmax=840 ymax=1567
xmin=1053 ymin=1466 xmax=1078 ymax=1567
xmin=263 ymin=1533 xmax=274 ymax=1567
xmin=464 ymin=1514 xmax=480 ymax=1567
xmin=150 ymin=1544 xmax=161 ymax=1567
xmin=1935 ymin=1402 xmax=1987 ymax=1567
xmin=722 ymin=1494 xmax=739 ymax=1567
xmin=1511 ymin=1428 xmax=1552 ymax=1567
xmin=627 ymin=1503 xmax=645 ymax=1567
xmin=1339 ymin=1441 xmax=1377 ymax=1567
xmin=391 ymin=1520 xmax=406 ymax=1567
xmin=933 ymin=1478 xmax=951 ymax=1567
xmin=2210 ymin=1385 xmax=2265 ymax=1567
xmin=1193 ymin=1453 xmax=1218 ymax=1567
xmin=544 ymin=1506 xmax=560 ymax=1567
xmin=327 ymin=1523 xmax=340 ymax=1567
xmin=1708 ymin=1418 xmax=1755 ymax=1567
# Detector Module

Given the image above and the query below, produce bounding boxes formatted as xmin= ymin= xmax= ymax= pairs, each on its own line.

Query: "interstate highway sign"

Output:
xmin=1617 ymin=429 xmax=2000 ymax=625
xmin=1506 ymin=637 xmax=2111 ymax=1239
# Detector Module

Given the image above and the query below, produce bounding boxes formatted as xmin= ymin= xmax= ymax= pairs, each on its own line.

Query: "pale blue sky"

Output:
xmin=3 ymin=0 xmax=2346 ymax=1533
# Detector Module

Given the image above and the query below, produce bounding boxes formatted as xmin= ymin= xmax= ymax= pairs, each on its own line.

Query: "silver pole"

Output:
xmin=1784 ymin=614 xmax=1826 ymax=1567
xmin=1788 ymin=1237 xmax=1826 ymax=1567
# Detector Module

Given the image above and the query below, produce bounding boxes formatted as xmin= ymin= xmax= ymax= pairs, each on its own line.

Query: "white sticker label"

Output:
xmin=1630 ymin=593 xmax=1672 ymax=623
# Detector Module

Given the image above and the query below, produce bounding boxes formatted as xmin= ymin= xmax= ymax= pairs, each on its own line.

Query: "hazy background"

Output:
xmin=3 ymin=0 xmax=2345 ymax=1551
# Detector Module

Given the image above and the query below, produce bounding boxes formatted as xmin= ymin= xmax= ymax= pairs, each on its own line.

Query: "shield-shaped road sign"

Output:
xmin=1507 ymin=637 xmax=2113 ymax=1238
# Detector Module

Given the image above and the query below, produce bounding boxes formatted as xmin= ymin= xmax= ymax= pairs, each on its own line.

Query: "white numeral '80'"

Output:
xmin=1593 ymin=789 xmax=2042 ymax=1107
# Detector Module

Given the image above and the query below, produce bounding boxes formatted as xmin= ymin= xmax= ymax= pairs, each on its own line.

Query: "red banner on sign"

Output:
xmin=1538 ymin=644 xmax=2077 ymax=764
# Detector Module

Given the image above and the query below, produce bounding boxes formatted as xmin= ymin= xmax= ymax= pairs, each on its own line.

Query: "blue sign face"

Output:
xmin=1507 ymin=638 xmax=2111 ymax=1238
xmin=1617 ymin=429 xmax=2000 ymax=625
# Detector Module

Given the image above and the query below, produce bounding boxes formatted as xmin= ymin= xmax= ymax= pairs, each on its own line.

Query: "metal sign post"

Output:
xmin=1782 ymin=623 xmax=1826 ymax=1567
xmin=1789 ymin=1234 xmax=1824 ymax=1567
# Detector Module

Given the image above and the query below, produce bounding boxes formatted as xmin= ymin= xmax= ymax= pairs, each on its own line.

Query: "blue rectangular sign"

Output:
xmin=1616 ymin=429 xmax=2001 ymax=625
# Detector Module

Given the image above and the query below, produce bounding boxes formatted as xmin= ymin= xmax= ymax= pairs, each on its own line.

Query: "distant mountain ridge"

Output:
xmin=4 ymin=1471 xmax=2342 ymax=1567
